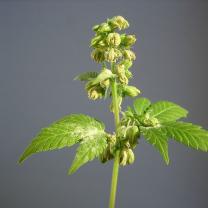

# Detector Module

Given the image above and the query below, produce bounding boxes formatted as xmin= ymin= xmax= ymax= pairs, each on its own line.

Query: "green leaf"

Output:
xmin=161 ymin=121 xmax=208 ymax=152
xmin=68 ymin=136 xmax=107 ymax=174
xmin=19 ymin=114 xmax=106 ymax=163
xmin=74 ymin=71 xmax=98 ymax=81
xmin=141 ymin=127 xmax=169 ymax=164
xmin=147 ymin=101 xmax=188 ymax=123
xmin=133 ymin=97 xmax=151 ymax=115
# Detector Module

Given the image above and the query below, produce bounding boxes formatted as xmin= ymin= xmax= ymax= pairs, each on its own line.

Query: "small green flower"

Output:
xmin=123 ymin=50 xmax=136 ymax=61
xmin=109 ymin=16 xmax=129 ymax=30
xmin=122 ymin=35 xmax=136 ymax=47
xmin=127 ymin=149 xmax=135 ymax=164
xmin=104 ymin=48 xmax=122 ymax=62
xmin=106 ymin=32 xmax=121 ymax=47
xmin=119 ymin=149 xmax=128 ymax=166
xmin=97 ymin=22 xmax=112 ymax=33
xmin=123 ymin=85 xmax=141 ymax=97
xmin=116 ymin=64 xmax=129 ymax=84
xmin=87 ymin=86 xmax=104 ymax=100
xmin=91 ymin=49 xmax=105 ymax=63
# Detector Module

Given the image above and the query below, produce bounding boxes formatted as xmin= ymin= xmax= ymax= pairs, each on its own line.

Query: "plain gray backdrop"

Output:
xmin=1 ymin=0 xmax=208 ymax=207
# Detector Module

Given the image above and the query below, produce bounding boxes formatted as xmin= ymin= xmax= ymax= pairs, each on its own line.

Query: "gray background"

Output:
xmin=1 ymin=0 xmax=208 ymax=207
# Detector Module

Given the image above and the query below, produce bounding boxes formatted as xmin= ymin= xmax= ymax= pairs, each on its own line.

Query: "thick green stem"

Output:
xmin=109 ymin=63 xmax=121 ymax=208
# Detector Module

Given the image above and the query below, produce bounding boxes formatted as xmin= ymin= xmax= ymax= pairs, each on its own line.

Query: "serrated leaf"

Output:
xmin=147 ymin=101 xmax=188 ymax=123
xmin=141 ymin=127 xmax=169 ymax=164
xmin=19 ymin=114 xmax=106 ymax=163
xmin=68 ymin=136 xmax=107 ymax=174
xmin=161 ymin=121 xmax=208 ymax=152
xmin=133 ymin=97 xmax=151 ymax=115
xmin=74 ymin=71 xmax=98 ymax=81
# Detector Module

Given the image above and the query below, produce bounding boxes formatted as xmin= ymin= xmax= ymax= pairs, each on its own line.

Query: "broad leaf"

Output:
xmin=133 ymin=97 xmax=151 ymax=115
xmin=147 ymin=101 xmax=188 ymax=123
xmin=74 ymin=71 xmax=98 ymax=81
xmin=19 ymin=114 xmax=106 ymax=163
xmin=141 ymin=127 xmax=169 ymax=164
xmin=161 ymin=121 xmax=208 ymax=152
xmin=68 ymin=136 xmax=107 ymax=174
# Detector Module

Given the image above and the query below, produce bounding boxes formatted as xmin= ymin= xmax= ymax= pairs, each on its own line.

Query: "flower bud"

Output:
xmin=116 ymin=64 xmax=128 ymax=84
xmin=90 ymin=35 xmax=102 ymax=47
xmin=126 ymin=126 xmax=140 ymax=148
xmin=119 ymin=150 xmax=128 ymax=166
xmin=120 ymin=59 xmax=133 ymax=69
xmin=106 ymin=32 xmax=121 ymax=47
xmin=123 ymin=85 xmax=141 ymax=97
xmin=92 ymin=25 xmax=100 ymax=32
xmin=123 ymin=50 xmax=136 ymax=61
xmin=97 ymin=22 xmax=112 ymax=33
xmin=109 ymin=16 xmax=129 ymax=30
xmin=105 ymin=48 xmax=116 ymax=62
xmin=122 ymin=35 xmax=136 ymax=47
xmin=127 ymin=149 xmax=135 ymax=164
xmin=87 ymin=86 xmax=104 ymax=100
xmin=90 ymin=68 xmax=113 ymax=86
xmin=91 ymin=49 xmax=105 ymax=63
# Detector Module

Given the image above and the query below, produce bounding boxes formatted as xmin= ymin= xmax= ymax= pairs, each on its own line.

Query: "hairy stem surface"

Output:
xmin=109 ymin=63 xmax=120 ymax=208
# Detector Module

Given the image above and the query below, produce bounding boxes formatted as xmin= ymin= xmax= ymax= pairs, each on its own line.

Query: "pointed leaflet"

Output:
xmin=161 ymin=121 xmax=208 ymax=152
xmin=146 ymin=101 xmax=188 ymax=123
xmin=74 ymin=71 xmax=98 ymax=81
xmin=133 ymin=97 xmax=151 ymax=115
xmin=68 ymin=136 xmax=107 ymax=174
xmin=141 ymin=127 xmax=169 ymax=164
xmin=19 ymin=114 xmax=106 ymax=163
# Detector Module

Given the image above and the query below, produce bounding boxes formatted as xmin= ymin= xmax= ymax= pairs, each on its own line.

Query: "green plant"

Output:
xmin=19 ymin=16 xmax=208 ymax=208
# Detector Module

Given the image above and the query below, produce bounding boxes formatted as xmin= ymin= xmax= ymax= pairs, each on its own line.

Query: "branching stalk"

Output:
xmin=109 ymin=63 xmax=121 ymax=208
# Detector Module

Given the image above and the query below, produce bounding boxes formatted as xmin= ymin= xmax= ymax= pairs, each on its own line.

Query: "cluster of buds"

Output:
xmin=85 ymin=68 xmax=114 ymax=100
xmin=140 ymin=113 xmax=161 ymax=127
xmin=117 ymin=124 xmax=140 ymax=149
xmin=90 ymin=16 xmax=136 ymax=64
xmin=100 ymin=134 xmax=117 ymax=163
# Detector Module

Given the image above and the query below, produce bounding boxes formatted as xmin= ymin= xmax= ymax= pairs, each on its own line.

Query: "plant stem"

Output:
xmin=109 ymin=63 xmax=121 ymax=208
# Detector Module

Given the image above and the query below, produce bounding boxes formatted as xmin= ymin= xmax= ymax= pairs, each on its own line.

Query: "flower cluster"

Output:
xmin=88 ymin=16 xmax=140 ymax=103
xmin=76 ymin=16 xmax=142 ymax=166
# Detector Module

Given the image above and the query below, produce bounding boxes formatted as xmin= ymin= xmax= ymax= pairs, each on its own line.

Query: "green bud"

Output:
xmin=104 ymin=48 xmax=122 ymax=63
xmin=126 ymin=126 xmax=140 ymax=148
xmin=87 ymin=86 xmax=104 ymax=100
xmin=116 ymin=64 xmax=128 ymax=84
xmin=92 ymin=25 xmax=100 ymax=32
xmin=109 ymin=16 xmax=129 ymax=30
xmin=119 ymin=150 xmax=128 ymax=166
xmin=117 ymin=125 xmax=127 ymax=140
xmin=91 ymin=49 xmax=105 ymax=63
xmin=97 ymin=23 xmax=112 ymax=33
xmin=127 ymin=149 xmax=135 ymax=164
xmin=90 ymin=68 xmax=113 ymax=86
xmin=90 ymin=35 xmax=102 ymax=47
xmin=122 ymin=35 xmax=136 ymax=47
xmin=123 ymin=85 xmax=141 ymax=97
xmin=120 ymin=59 xmax=133 ymax=69
xmin=106 ymin=32 xmax=121 ymax=47
xmin=123 ymin=50 xmax=136 ymax=61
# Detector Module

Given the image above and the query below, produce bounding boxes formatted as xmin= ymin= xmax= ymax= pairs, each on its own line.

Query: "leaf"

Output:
xmin=19 ymin=114 xmax=106 ymax=163
xmin=74 ymin=71 xmax=98 ymax=81
xmin=133 ymin=97 xmax=151 ymax=115
xmin=141 ymin=127 xmax=169 ymax=164
xmin=68 ymin=136 xmax=107 ymax=174
xmin=147 ymin=101 xmax=188 ymax=123
xmin=161 ymin=121 xmax=208 ymax=152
